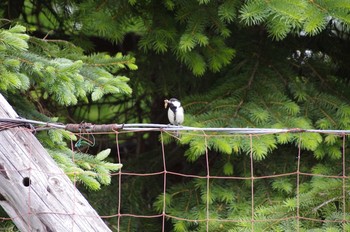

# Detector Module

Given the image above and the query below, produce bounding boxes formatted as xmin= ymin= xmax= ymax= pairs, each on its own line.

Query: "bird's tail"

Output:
xmin=174 ymin=126 xmax=183 ymax=138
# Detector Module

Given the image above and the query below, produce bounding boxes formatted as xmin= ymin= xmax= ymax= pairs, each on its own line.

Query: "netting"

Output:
xmin=90 ymin=129 xmax=349 ymax=231
xmin=0 ymin=122 xmax=349 ymax=231
xmin=106 ymin=129 xmax=349 ymax=231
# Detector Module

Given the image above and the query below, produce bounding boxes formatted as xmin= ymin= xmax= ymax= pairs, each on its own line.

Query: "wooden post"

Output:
xmin=0 ymin=93 xmax=111 ymax=232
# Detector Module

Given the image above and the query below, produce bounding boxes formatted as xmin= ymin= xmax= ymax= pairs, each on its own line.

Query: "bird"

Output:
xmin=164 ymin=98 xmax=184 ymax=126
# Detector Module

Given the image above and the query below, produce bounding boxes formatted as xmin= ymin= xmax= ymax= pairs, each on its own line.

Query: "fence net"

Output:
xmin=0 ymin=123 xmax=349 ymax=231
xmin=101 ymin=128 xmax=348 ymax=231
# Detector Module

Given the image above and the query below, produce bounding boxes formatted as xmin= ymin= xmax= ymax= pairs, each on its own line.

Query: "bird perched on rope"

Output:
xmin=164 ymin=98 xmax=184 ymax=126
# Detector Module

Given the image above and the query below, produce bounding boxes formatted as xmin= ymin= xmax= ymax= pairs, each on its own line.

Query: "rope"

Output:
xmin=2 ymin=117 xmax=350 ymax=134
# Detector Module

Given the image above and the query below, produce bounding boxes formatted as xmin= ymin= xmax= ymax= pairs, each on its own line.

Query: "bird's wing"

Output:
xmin=176 ymin=107 xmax=184 ymax=125
xmin=168 ymin=108 xmax=175 ymax=124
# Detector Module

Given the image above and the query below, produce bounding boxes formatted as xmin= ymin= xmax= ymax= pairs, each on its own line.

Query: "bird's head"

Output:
xmin=164 ymin=98 xmax=181 ymax=108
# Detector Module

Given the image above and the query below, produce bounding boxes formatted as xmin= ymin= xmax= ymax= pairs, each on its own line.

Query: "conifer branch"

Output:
xmin=312 ymin=197 xmax=340 ymax=212
xmin=248 ymin=60 xmax=259 ymax=87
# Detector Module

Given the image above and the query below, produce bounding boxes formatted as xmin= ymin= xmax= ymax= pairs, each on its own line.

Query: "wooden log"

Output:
xmin=0 ymin=93 xmax=111 ymax=232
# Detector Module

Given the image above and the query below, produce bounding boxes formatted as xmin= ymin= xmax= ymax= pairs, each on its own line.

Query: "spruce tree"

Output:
xmin=0 ymin=23 xmax=136 ymax=189
xmin=1 ymin=0 xmax=350 ymax=231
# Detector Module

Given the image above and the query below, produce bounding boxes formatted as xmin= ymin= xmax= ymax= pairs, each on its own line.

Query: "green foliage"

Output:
xmin=158 ymin=18 xmax=350 ymax=230
xmin=0 ymin=24 xmax=131 ymax=193
xmin=272 ymin=178 xmax=293 ymax=194
xmin=34 ymin=127 xmax=122 ymax=190
xmin=240 ymin=0 xmax=350 ymax=40
xmin=0 ymin=23 xmax=132 ymax=192
xmin=0 ymin=25 xmax=135 ymax=105
xmin=223 ymin=161 xmax=234 ymax=175
xmin=15 ymin=0 xmax=238 ymax=76
xmin=2 ymin=0 xmax=350 ymax=231
xmin=164 ymin=48 xmax=350 ymax=162
xmin=0 ymin=25 xmax=29 ymax=50
xmin=152 ymin=146 xmax=350 ymax=231
xmin=0 ymin=25 xmax=30 ymax=91
xmin=49 ymin=148 xmax=122 ymax=191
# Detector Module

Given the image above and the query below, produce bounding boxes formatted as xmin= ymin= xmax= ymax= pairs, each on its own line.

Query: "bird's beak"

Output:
xmin=164 ymin=99 xmax=169 ymax=108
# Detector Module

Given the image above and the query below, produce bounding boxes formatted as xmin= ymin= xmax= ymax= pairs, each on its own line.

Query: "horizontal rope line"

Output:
xmin=2 ymin=117 xmax=350 ymax=134
xmin=1 ymin=168 xmax=346 ymax=180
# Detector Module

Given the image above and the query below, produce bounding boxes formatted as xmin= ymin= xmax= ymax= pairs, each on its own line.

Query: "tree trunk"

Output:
xmin=0 ymin=93 xmax=111 ymax=232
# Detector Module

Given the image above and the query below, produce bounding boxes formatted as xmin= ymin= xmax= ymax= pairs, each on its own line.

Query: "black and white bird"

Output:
xmin=164 ymin=98 xmax=184 ymax=126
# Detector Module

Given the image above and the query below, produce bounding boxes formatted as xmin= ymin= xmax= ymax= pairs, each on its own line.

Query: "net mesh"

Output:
xmin=108 ymin=130 xmax=348 ymax=231
xmin=0 ymin=126 xmax=348 ymax=231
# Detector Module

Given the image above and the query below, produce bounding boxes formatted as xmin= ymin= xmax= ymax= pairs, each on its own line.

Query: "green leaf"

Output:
xmin=194 ymin=33 xmax=209 ymax=47
xmin=283 ymin=198 xmax=297 ymax=210
xmin=248 ymin=107 xmax=270 ymax=124
xmin=218 ymin=0 xmax=237 ymax=23
xmin=103 ymin=163 xmax=123 ymax=171
xmin=0 ymin=25 xmax=29 ymax=50
xmin=78 ymin=174 xmax=101 ymax=191
xmin=251 ymin=135 xmax=277 ymax=160
xmin=48 ymin=129 xmax=64 ymax=144
xmin=95 ymin=166 xmax=111 ymax=185
xmin=276 ymin=133 xmax=293 ymax=144
xmin=239 ymin=0 xmax=267 ymax=26
xmin=8 ymin=24 xmax=27 ymax=33
xmin=127 ymin=63 xmax=138 ymax=70
xmin=210 ymin=137 xmax=232 ymax=154
xmin=324 ymin=134 xmax=339 ymax=145
xmin=91 ymin=87 xmax=104 ymax=101
xmin=185 ymin=137 xmax=207 ymax=161
xmin=79 ymin=162 xmax=92 ymax=170
xmin=303 ymin=7 xmax=326 ymax=35
xmin=283 ymin=101 xmax=300 ymax=115
xmin=299 ymin=133 xmax=322 ymax=151
xmin=197 ymin=0 xmax=210 ymax=4
xmin=272 ymin=178 xmax=293 ymax=194
xmin=328 ymin=145 xmax=342 ymax=159
xmin=190 ymin=52 xmax=206 ymax=76
xmin=267 ymin=17 xmax=291 ymax=41
xmin=58 ymin=129 xmax=77 ymax=141
xmin=179 ymin=34 xmax=196 ymax=52
xmin=174 ymin=220 xmax=187 ymax=232
xmin=96 ymin=148 xmax=111 ymax=161
xmin=223 ymin=161 xmax=234 ymax=175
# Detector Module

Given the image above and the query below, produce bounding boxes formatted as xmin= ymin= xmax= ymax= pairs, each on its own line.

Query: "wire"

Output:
xmin=1 ymin=117 xmax=350 ymax=134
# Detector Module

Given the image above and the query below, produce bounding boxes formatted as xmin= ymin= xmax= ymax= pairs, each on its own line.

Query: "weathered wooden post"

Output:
xmin=0 ymin=93 xmax=111 ymax=232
